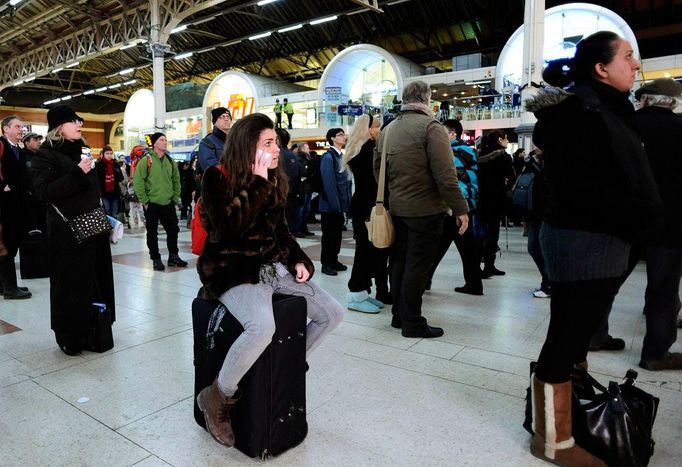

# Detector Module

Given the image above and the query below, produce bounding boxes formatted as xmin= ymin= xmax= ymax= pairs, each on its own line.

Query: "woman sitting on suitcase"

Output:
xmin=196 ymin=113 xmax=346 ymax=447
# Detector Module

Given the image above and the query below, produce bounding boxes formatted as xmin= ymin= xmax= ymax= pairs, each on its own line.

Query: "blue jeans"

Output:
xmin=216 ymin=264 xmax=346 ymax=396
xmin=527 ymin=223 xmax=550 ymax=292
xmin=293 ymin=192 xmax=312 ymax=234
xmin=102 ymin=196 xmax=119 ymax=219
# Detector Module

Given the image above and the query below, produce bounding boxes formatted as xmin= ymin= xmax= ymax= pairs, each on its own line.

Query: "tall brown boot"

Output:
xmin=530 ymin=375 xmax=606 ymax=466
xmin=196 ymin=380 xmax=240 ymax=446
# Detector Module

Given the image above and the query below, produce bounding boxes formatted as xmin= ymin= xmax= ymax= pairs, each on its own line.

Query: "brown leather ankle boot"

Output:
xmin=530 ymin=375 xmax=606 ymax=466
xmin=197 ymin=380 xmax=240 ymax=446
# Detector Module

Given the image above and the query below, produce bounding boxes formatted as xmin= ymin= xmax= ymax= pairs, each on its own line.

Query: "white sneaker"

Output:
xmin=532 ymin=289 xmax=550 ymax=298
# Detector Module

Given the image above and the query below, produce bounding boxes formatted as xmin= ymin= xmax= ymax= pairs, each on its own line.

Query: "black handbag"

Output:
xmin=52 ymin=202 xmax=112 ymax=245
xmin=524 ymin=363 xmax=659 ymax=467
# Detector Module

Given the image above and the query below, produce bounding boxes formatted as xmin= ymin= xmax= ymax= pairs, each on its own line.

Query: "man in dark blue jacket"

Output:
xmin=198 ymin=107 xmax=231 ymax=172
xmin=319 ymin=128 xmax=349 ymax=276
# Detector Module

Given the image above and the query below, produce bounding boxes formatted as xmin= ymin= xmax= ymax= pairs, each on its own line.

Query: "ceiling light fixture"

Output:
xmin=123 ymin=80 xmax=137 ymax=85
xmin=52 ymin=67 xmax=64 ymax=73
xmin=249 ymin=31 xmax=272 ymax=40
xmin=465 ymin=79 xmax=491 ymax=85
xmin=84 ymin=90 xmax=95 ymax=95
xmin=257 ymin=0 xmax=278 ymax=6
xmin=174 ymin=52 xmax=194 ymax=60
xmin=170 ymin=25 xmax=187 ymax=34
xmin=95 ymin=86 xmax=107 ymax=92
xmin=66 ymin=62 xmax=79 ymax=68
xmin=278 ymin=24 xmax=303 ymax=33
xmin=43 ymin=99 xmax=58 ymax=105
xmin=120 ymin=43 xmax=137 ymax=50
xmin=25 ymin=76 xmax=35 ymax=82
xmin=310 ymin=16 xmax=337 ymax=25
xmin=119 ymin=68 xmax=135 ymax=75
xmin=61 ymin=96 xmax=72 ymax=101
xmin=109 ymin=83 xmax=122 ymax=89
xmin=13 ymin=80 xmax=24 ymax=86
xmin=10 ymin=0 xmax=23 ymax=6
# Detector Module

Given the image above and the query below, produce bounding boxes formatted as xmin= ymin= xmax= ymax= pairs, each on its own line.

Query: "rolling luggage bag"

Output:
xmin=192 ymin=294 xmax=308 ymax=459
xmin=19 ymin=230 xmax=49 ymax=279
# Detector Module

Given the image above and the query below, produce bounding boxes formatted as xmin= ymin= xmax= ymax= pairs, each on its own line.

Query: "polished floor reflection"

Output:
xmin=1 ymin=223 xmax=680 ymax=466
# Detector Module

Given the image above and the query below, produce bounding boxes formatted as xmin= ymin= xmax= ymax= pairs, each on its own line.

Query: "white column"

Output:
xmin=150 ymin=0 xmax=167 ymax=131
xmin=516 ymin=0 xmax=545 ymax=149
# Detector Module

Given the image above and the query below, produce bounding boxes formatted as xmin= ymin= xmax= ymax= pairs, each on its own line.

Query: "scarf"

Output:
xmin=103 ymin=157 xmax=115 ymax=193
xmin=400 ymin=102 xmax=434 ymax=118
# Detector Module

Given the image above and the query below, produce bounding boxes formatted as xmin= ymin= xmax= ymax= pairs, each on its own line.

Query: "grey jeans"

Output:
xmin=216 ymin=264 xmax=346 ymax=396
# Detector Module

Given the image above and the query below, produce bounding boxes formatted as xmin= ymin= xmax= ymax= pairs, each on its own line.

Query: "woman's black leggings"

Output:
xmin=536 ymin=276 xmax=623 ymax=383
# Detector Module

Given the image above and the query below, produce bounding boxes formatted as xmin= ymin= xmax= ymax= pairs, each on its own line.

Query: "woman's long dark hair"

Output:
xmin=220 ymin=113 xmax=288 ymax=203
xmin=543 ymin=31 xmax=621 ymax=88
xmin=479 ymin=129 xmax=506 ymax=156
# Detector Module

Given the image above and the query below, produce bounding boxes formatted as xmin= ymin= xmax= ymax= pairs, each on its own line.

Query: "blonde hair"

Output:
xmin=342 ymin=114 xmax=380 ymax=172
xmin=45 ymin=125 xmax=87 ymax=147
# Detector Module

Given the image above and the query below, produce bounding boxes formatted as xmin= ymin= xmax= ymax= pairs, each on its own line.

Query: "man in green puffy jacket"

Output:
xmin=132 ymin=132 xmax=187 ymax=271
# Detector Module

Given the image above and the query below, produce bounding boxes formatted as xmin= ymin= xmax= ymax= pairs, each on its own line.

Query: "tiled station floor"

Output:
xmin=1 ymin=221 xmax=681 ymax=466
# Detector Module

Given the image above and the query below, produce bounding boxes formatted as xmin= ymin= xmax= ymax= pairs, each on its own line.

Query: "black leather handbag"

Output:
xmin=524 ymin=364 xmax=659 ymax=467
xmin=52 ymin=202 xmax=112 ymax=245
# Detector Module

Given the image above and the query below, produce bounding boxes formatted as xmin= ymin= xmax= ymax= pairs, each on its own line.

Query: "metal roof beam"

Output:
xmin=349 ymin=0 xmax=382 ymax=13
xmin=0 ymin=6 xmax=151 ymax=90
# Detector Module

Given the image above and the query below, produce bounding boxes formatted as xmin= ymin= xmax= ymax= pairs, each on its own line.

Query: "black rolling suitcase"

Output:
xmin=19 ymin=230 xmax=49 ymax=279
xmin=192 ymin=294 xmax=308 ymax=459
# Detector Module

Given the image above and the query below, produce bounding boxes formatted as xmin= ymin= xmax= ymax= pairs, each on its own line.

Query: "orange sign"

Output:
xmin=211 ymin=93 xmax=255 ymax=121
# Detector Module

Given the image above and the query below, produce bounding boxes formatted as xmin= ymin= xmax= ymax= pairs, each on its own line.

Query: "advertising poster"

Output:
xmin=324 ymin=86 xmax=342 ymax=126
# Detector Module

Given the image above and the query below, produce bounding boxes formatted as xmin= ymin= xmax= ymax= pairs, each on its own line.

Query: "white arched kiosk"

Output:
xmin=317 ymin=44 xmax=423 ymax=125
xmin=496 ymin=3 xmax=639 ymax=90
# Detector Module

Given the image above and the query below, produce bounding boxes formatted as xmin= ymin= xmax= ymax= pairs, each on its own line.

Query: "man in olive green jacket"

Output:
xmin=133 ymin=132 xmax=187 ymax=271
xmin=374 ymin=81 xmax=468 ymax=338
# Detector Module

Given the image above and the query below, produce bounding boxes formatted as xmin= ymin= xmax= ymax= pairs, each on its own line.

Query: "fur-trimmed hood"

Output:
xmin=524 ymin=86 xmax=572 ymax=113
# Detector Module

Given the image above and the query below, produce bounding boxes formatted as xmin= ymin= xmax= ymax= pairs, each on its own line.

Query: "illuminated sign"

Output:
xmin=204 ymin=74 xmax=259 ymax=127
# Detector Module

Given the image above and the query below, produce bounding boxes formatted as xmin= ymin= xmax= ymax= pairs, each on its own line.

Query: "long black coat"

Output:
xmin=32 ymin=139 xmax=115 ymax=336
xmin=348 ymin=139 xmax=378 ymax=220
xmin=0 ymin=135 xmax=29 ymax=250
xmin=636 ymin=106 xmax=682 ymax=247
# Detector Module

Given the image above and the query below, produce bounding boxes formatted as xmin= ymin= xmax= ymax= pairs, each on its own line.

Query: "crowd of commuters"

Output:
xmin=0 ymin=29 xmax=681 ymax=466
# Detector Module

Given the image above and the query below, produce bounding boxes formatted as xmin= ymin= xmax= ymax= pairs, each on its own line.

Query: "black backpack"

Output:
xmin=512 ymin=171 xmax=536 ymax=215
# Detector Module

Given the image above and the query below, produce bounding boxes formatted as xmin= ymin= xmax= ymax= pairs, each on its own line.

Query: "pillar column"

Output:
xmin=515 ymin=0 xmax=545 ymax=149
xmin=150 ymin=0 xmax=168 ymax=131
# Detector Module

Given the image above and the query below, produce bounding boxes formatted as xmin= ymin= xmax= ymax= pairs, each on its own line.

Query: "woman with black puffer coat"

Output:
xmin=525 ymin=31 xmax=662 ymax=467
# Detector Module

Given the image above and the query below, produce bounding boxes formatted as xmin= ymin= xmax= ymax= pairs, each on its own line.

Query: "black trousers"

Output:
xmin=348 ymin=215 xmax=390 ymax=295
xmin=479 ymin=213 xmax=502 ymax=267
xmin=590 ymin=247 xmax=641 ymax=345
xmin=392 ymin=214 xmax=444 ymax=332
xmin=144 ymin=202 xmax=179 ymax=260
xmin=641 ymin=246 xmax=682 ymax=360
xmin=536 ymin=276 xmax=623 ymax=383
xmin=429 ymin=214 xmax=482 ymax=291
xmin=320 ymin=212 xmax=344 ymax=267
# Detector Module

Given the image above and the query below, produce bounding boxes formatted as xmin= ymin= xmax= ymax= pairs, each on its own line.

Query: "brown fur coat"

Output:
xmin=197 ymin=166 xmax=314 ymax=299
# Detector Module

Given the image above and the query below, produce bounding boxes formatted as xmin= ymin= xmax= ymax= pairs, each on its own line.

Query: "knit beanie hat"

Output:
xmin=211 ymin=107 xmax=232 ymax=124
xmin=146 ymin=132 xmax=165 ymax=147
xmin=47 ymin=105 xmax=83 ymax=131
